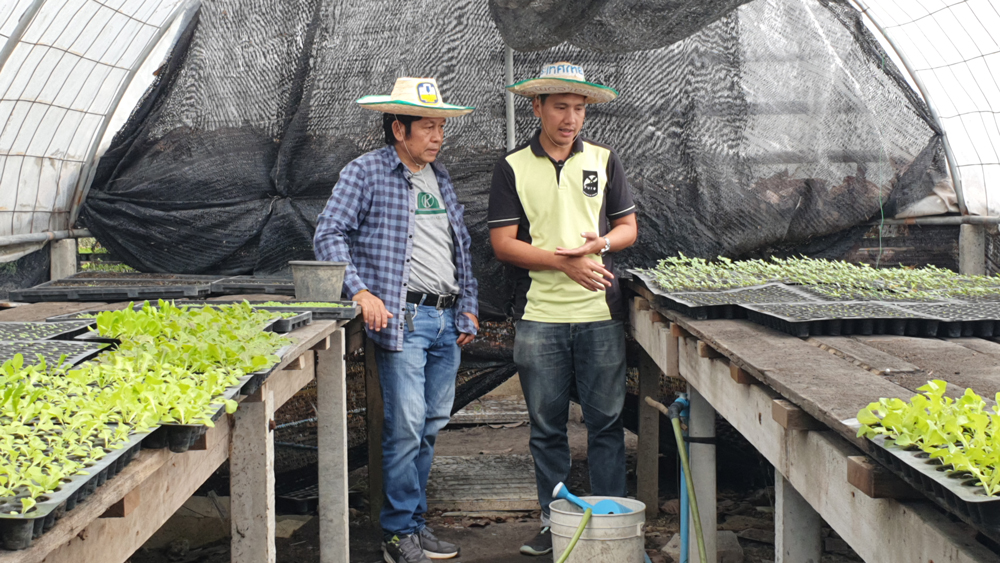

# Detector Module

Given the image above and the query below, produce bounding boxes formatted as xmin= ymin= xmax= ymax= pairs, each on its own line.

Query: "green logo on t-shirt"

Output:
xmin=416 ymin=192 xmax=446 ymax=215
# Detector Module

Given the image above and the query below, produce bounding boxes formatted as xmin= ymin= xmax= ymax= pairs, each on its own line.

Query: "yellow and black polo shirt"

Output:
xmin=487 ymin=132 xmax=636 ymax=323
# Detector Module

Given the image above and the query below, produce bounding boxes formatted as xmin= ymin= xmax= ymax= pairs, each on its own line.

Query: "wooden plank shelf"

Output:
xmin=627 ymin=279 xmax=1000 ymax=563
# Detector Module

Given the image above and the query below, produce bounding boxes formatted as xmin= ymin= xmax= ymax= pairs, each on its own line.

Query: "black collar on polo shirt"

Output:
xmin=529 ymin=129 xmax=584 ymax=164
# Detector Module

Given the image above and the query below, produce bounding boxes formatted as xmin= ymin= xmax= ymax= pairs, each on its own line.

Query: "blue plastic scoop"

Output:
xmin=552 ymin=482 xmax=632 ymax=515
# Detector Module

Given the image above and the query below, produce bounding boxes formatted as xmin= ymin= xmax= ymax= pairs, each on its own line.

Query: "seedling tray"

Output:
xmin=170 ymin=300 xmax=359 ymax=320
xmin=238 ymin=344 xmax=293 ymax=398
xmin=142 ymin=387 xmax=240 ymax=453
xmin=743 ymin=302 xmax=937 ymax=338
xmin=276 ymin=483 xmax=319 ymax=514
xmin=62 ymin=272 xmax=225 ymax=282
xmin=660 ymin=283 xmax=822 ymax=320
xmin=0 ymin=321 xmax=93 ymax=341
xmin=892 ymin=302 xmax=1000 ymax=338
xmin=210 ymin=276 xmax=295 ymax=296
xmin=267 ymin=312 xmax=312 ymax=333
xmin=10 ymin=279 xmax=212 ymax=302
xmin=867 ymin=434 xmax=1000 ymax=538
xmin=0 ymin=340 xmax=109 ymax=367
xmin=0 ymin=430 xmax=148 ymax=550
xmin=45 ymin=310 xmax=103 ymax=324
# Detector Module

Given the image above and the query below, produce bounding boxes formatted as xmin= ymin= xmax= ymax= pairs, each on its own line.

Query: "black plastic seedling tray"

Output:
xmin=867 ymin=434 xmax=1000 ymax=539
xmin=210 ymin=276 xmax=295 ymax=296
xmin=45 ymin=310 xmax=103 ymax=324
xmin=142 ymin=387 xmax=241 ymax=453
xmin=0 ymin=430 xmax=148 ymax=550
xmin=276 ymin=483 xmax=319 ymax=514
xmin=62 ymin=272 xmax=225 ymax=282
xmin=893 ymin=302 xmax=1000 ymax=338
xmin=170 ymin=300 xmax=359 ymax=320
xmin=266 ymin=312 xmax=312 ymax=333
xmin=0 ymin=321 xmax=93 ymax=341
xmin=237 ymin=344 xmax=293 ymax=398
xmin=0 ymin=340 xmax=109 ymax=367
xmin=10 ymin=279 xmax=213 ymax=302
xmin=742 ymin=302 xmax=938 ymax=338
xmin=659 ymin=283 xmax=822 ymax=320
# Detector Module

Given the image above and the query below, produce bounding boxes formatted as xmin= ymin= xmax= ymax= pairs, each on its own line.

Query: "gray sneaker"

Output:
xmin=383 ymin=534 xmax=431 ymax=563
xmin=417 ymin=527 xmax=459 ymax=559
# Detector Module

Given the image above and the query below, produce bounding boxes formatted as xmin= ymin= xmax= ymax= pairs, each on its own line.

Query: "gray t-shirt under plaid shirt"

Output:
xmin=405 ymin=165 xmax=460 ymax=296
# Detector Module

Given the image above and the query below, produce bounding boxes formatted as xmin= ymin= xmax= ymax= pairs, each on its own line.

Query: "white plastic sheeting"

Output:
xmin=0 ymin=0 xmax=194 ymax=260
xmin=856 ymin=0 xmax=1000 ymax=216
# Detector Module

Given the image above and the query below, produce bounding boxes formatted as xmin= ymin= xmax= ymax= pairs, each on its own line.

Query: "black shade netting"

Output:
xmin=80 ymin=0 xmax=945 ymax=319
xmin=0 ymin=247 xmax=50 ymax=301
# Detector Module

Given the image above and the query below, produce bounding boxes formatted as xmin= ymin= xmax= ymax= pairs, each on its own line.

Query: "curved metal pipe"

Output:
xmin=0 ymin=0 xmax=45 ymax=75
xmin=849 ymin=0 xmax=969 ymax=216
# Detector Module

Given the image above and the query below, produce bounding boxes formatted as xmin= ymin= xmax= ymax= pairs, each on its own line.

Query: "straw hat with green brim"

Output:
xmin=507 ymin=62 xmax=618 ymax=104
xmin=357 ymin=77 xmax=474 ymax=118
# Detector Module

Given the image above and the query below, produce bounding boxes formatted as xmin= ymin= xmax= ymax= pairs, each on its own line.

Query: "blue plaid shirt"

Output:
xmin=314 ymin=145 xmax=479 ymax=351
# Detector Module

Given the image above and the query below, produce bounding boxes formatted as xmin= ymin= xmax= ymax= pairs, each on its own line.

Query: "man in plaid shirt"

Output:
xmin=314 ymin=77 xmax=478 ymax=563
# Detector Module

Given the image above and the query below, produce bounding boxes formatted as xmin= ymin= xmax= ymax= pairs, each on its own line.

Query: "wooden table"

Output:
xmin=628 ymin=280 xmax=1000 ymax=563
xmin=0 ymin=304 xmax=359 ymax=563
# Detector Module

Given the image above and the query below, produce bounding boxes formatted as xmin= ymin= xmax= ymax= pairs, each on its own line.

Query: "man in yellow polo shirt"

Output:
xmin=488 ymin=62 xmax=638 ymax=556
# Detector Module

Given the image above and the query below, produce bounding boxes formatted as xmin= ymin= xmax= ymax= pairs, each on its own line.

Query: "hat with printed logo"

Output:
xmin=506 ymin=62 xmax=618 ymax=104
xmin=357 ymin=77 xmax=474 ymax=118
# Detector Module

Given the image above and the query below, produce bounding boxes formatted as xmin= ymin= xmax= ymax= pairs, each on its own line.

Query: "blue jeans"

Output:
xmin=374 ymin=303 xmax=461 ymax=536
xmin=514 ymin=319 xmax=627 ymax=519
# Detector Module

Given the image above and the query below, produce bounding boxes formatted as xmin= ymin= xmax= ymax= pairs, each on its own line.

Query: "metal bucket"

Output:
xmin=550 ymin=497 xmax=646 ymax=563
xmin=288 ymin=260 xmax=347 ymax=301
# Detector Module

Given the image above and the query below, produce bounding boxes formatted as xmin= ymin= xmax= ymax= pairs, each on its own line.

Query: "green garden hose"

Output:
xmin=554 ymin=507 xmax=592 ymax=563
xmin=672 ymin=416 xmax=708 ymax=563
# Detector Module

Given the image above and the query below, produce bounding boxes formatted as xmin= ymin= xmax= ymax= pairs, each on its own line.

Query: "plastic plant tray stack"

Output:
xmin=210 ymin=276 xmax=295 ymax=296
xmin=9 ymin=275 xmax=219 ymax=302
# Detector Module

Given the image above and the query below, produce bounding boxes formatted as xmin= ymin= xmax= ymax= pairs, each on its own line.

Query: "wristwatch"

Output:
xmin=600 ymin=237 xmax=611 ymax=256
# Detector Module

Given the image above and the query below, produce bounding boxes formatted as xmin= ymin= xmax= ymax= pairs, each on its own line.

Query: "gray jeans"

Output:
xmin=514 ymin=319 xmax=628 ymax=519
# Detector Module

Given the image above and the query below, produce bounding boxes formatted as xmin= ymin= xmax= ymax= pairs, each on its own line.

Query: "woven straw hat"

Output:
xmin=506 ymin=62 xmax=618 ymax=104
xmin=356 ymin=77 xmax=474 ymax=118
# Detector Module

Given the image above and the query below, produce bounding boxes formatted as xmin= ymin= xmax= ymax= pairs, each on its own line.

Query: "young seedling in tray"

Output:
xmin=855 ymin=381 xmax=1000 ymax=531
xmin=0 ymin=321 xmax=92 ymax=341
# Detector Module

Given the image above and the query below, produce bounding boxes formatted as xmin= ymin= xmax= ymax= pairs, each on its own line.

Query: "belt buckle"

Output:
xmin=438 ymin=295 xmax=455 ymax=310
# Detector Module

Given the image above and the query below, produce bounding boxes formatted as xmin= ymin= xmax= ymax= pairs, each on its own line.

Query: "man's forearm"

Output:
xmin=603 ymin=222 xmax=637 ymax=253
xmin=492 ymin=236 xmax=564 ymax=271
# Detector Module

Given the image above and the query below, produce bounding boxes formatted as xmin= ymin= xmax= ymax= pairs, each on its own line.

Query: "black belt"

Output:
xmin=406 ymin=291 xmax=456 ymax=309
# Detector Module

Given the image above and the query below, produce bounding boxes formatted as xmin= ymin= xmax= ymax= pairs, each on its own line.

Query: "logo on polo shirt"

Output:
xmin=417 ymin=192 xmax=446 ymax=215
xmin=582 ymin=170 xmax=599 ymax=197
xmin=417 ymin=82 xmax=439 ymax=104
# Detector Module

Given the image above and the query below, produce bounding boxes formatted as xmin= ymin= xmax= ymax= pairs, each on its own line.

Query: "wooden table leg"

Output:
xmin=365 ymin=336 xmax=384 ymax=525
xmin=230 ymin=388 xmax=275 ymax=563
xmin=318 ymin=328 xmax=349 ymax=562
